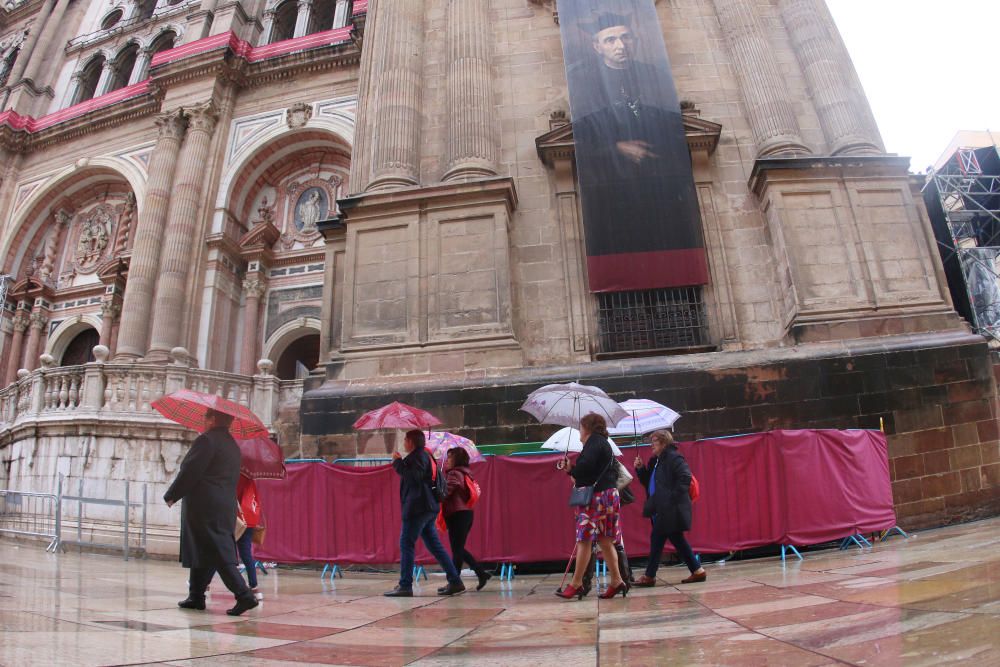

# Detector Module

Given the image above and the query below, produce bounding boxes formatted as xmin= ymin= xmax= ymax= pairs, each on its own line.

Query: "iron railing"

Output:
xmin=596 ymin=286 xmax=709 ymax=355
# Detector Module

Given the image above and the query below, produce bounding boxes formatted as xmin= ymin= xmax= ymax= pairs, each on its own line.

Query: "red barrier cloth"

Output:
xmin=254 ymin=430 xmax=896 ymax=563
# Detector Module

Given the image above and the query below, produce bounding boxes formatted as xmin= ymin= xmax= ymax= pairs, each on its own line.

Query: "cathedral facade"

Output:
xmin=0 ymin=0 xmax=996 ymax=551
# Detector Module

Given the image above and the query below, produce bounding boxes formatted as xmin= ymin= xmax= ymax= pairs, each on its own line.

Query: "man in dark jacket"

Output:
xmin=634 ymin=430 xmax=706 ymax=586
xmin=164 ymin=409 xmax=259 ymax=616
xmin=384 ymin=430 xmax=465 ymax=597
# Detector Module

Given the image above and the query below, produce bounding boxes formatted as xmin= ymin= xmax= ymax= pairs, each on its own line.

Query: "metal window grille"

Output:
xmin=596 ymin=287 xmax=709 ymax=355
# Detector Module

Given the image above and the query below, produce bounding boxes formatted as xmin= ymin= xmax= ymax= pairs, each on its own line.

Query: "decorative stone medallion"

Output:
xmin=72 ymin=204 xmax=116 ymax=273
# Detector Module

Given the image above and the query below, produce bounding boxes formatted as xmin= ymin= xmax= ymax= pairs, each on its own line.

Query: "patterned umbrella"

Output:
xmin=608 ymin=399 xmax=681 ymax=437
xmin=424 ymin=431 xmax=484 ymax=462
xmin=152 ymin=389 xmax=269 ymax=439
xmin=353 ymin=401 xmax=443 ymax=430
xmin=236 ymin=436 xmax=286 ymax=480
xmin=520 ymin=382 xmax=628 ymax=429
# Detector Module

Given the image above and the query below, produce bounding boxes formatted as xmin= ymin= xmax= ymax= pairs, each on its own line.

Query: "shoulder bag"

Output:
xmin=568 ymin=450 xmax=615 ymax=507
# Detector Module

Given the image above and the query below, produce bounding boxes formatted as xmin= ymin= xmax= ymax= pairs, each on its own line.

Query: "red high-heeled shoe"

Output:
xmin=599 ymin=582 xmax=628 ymax=599
xmin=555 ymin=584 xmax=586 ymax=600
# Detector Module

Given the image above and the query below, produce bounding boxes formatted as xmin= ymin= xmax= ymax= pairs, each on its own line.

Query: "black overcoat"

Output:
xmin=637 ymin=447 xmax=693 ymax=534
xmin=392 ymin=447 xmax=439 ymax=519
xmin=163 ymin=426 xmax=241 ymax=568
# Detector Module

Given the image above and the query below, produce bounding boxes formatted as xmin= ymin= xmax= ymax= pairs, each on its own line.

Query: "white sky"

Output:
xmin=826 ymin=0 xmax=1000 ymax=172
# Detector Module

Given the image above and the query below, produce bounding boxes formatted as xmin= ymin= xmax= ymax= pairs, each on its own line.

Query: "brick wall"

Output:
xmin=302 ymin=332 xmax=1000 ymax=529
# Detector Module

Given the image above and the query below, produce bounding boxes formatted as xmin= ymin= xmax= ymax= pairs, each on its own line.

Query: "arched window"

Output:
xmin=310 ymin=0 xmax=335 ymax=33
xmin=73 ymin=55 xmax=105 ymax=104
xmin=60 ymin=327 xmax=99 ymax=366
xmin=275 ymin=333 xmax=319 ymax=380
xmin=108 ymin=43 xmax=139 ymax=92
xmin=101 ymin=9 xmax=124 ymax=30
xmin=137 ymin=0 xmax=158 ymax=21
xmin=149 ymin=29 xmax=177 ymax=57
xmin=270 ymin=0 xmax=297 ymax=44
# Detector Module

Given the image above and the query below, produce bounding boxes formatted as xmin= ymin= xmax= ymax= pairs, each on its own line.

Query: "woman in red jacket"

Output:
xmin=440 ymin=447 xmax=491 ymax=592
xmin=236 ymin=472 xmax=263 ymax=599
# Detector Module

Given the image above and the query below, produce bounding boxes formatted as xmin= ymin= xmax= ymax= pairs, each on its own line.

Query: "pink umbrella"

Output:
xmin=353 ymin=401 xmax=442 ymax=430
xmin=236 ymin=436 xmax=286 ymax=480
xmin=424 ymin=431 xmax=484 ymax=462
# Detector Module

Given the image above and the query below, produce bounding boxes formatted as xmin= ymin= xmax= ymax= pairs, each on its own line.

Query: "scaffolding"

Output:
xmin=924 ymin=144 xmax=1000 ymax=343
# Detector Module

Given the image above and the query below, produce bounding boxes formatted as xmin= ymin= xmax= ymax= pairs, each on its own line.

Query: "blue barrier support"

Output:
xmin=781 ymin=545 xmax=803 ymax=562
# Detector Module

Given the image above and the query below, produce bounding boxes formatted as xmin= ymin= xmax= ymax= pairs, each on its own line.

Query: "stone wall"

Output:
xmin=302 ymin=331 xmax=1000 ymax=531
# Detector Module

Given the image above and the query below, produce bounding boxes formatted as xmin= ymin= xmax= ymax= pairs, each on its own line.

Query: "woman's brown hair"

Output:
xmin=580 ymin=413 xmax=609 ymax=438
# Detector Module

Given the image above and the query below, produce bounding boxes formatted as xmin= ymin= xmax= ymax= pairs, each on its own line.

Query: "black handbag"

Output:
xmin=619 ymin=485 xmax=636 ymax=505
xmin=568 ymin=453 xmax=615 ymax=507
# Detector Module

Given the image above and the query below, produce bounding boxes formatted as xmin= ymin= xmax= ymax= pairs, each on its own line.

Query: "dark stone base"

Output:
xmin=301 ymin=331 xmax=1000 ymax=530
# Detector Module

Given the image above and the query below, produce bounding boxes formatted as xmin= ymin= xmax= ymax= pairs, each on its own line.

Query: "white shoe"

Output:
xmin=251 ymin=588 xmax=263 ymax=601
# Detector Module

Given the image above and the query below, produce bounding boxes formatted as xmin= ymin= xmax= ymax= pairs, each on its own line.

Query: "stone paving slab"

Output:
xmin=1 ymin=518 xmax=1000 ymax=666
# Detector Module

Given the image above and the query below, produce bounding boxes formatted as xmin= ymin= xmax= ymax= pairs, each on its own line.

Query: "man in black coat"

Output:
xmin=164 ymin=409 xmax=258 ymax=616
xmin=634 ymin=430 xmax=706 ymax=586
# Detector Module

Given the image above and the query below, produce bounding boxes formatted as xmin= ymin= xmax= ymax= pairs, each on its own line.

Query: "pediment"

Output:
xmin=536 ymin=111 xmax=722 ymax=167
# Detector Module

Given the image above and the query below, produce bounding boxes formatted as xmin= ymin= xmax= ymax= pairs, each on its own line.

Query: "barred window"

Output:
xmin=596 ymin=287 xmax=709 ymax=356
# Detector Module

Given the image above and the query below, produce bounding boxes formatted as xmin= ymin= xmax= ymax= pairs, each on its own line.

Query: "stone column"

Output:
xmin=333 ymin=0 xmax=350 ymax=28
xmin=146 ymin=102 xmax=219 ymax=360
xmin=293 ymin=0 xmax=313 ymax=37
xmin=712 ymin=0 xmax=810 ymax=157
xmin=63 ymin=73 xmax=83 ymax=107
xmin=6 ymin=0 xmax=56 ymax=85
xmin=99 ymin=300 xmax=119 ymax=349
xmin=128 ymin=50 xmax=152 ymax=86
xmin=4 ymin=310 xmax=29 ymax=384
xmin=365 ymin=0 xmax=426 ymax=191
xmin=23 ymin=309 xmax=47 ymax=371
xmin=115 ymin=109 xmax=187 ymax=360
xmin=240 ymin=276 xmax=266 ymax=375
xmin=778 ymin=0 xmax=882 ymax=156
xmin=20 ymin=0 xmax=71 ymax=84
xmin=442 ymin=0 xmax=498 ymax=182
xmin=258 ymin=9 xmax=276 ymax=45
xmin=94 ymin=60 xmax=115 ymax=98
xmin=37 ymin=209 xmax=70 ymax=285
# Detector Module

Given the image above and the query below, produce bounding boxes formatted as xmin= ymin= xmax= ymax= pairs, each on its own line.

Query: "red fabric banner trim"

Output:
xmin=587 ymin=248 xmax=710 ymax=292
xmin=254 ymin=430 xmax=896 ymax=564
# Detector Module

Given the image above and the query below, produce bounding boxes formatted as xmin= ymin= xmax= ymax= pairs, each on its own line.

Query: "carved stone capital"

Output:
xmin=28 ymin=311 xmax=46 ymax=330
xmin=101 ymin=300 xmax=121 ymax=320
xmin=12 ymin=312 xmax=29 ymax=333
xmin=186 ymin=102 xmax=219 ymax=136
xmin=243 ymin=276 xmax=266 ymax=299
xmin=154 ymin=108 xmax=188 ymax=141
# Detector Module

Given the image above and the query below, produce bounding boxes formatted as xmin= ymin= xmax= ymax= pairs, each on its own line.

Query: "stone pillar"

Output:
xmin=6 ymin=0 xmax=55 ymax=85
xmin=712 ymin=0 xmax=810 ymax=157
xmin=778 ymin=0 xmax=883 ymax=156
xmin=146 ymin=102 xmax=218 ymax=360
xmin=63 ymin=73 xmax=83 ymax=107
xmin=94 ymin=59 xmax=115 ymax=98
xmin=20 ymin=0 xmax=71 ymax=84
xmin=365 ymin=0 xmax=425 ymax=191
xmin=258 ymin=9 xmax=276 ymax=45
xmin=99 ymin=300 xmax=119 ymax=349
xmin=115 ymin=109 xmax=187 ymax=360
xmin=128 ymin=50 xmax=151 ymax=86
xmin=23 ymin=309 xmax=47 ymax=371
xmin=333 ymin=0 xmax=350 ymax=28
xmin=4 ymin=310 xmax=29 ymax=384
xmin=442 ymin=0 xmax=498 ymax=182
xmin=240 ymin=276 xmax=266 ymax=376
xmin=37 ymin=209 xmax=71 ymax=285
xmin=293 ymin=0 xmax=313 ymax=37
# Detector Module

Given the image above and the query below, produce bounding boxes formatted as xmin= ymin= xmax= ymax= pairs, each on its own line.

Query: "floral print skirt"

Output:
xmin=574 ymin=487 xmax=622 ymax=542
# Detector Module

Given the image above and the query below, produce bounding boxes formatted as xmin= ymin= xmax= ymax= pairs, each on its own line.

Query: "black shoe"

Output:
xmin=383 ymin=586 xmax=413 ymax=597
xmin=476 ymin=571 xmax=492 ymax=591
xmin=438 ymin=582 xmax=466 ymax=596
xmin=226 ymin=595 xmax=259 ymax=616
xmin=177 ymin=597 xmax=205 ymax=610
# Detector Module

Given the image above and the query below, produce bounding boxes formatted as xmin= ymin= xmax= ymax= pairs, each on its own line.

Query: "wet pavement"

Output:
xmin=1 ymin=518 xmax=999 ymax=666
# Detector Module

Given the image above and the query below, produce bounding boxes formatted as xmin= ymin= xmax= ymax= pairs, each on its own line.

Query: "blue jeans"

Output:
xmin=399 ymin=511 xmax=461 ymax=589
xmin=236 ymin=529 xmax=257 ymax=588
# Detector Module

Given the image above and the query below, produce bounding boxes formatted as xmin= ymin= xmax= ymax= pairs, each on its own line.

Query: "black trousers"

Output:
xmin=444 ymin=510 xmax=482 ymax=573
xmin=189 ymin=561 xmax=252 ymax=601
xmin=646 ymin=521 xmax=699 ymax=577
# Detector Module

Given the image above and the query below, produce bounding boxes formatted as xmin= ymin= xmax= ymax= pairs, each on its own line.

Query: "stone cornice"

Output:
xmin=339 ymin=177 xmax=519 ymax=220
xmin=748 ymin=155 xmax=914 ymax=197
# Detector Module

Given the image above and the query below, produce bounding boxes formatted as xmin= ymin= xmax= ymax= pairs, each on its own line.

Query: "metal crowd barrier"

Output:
xmin=0 ymin=478 xmax=61 ymax=552
xmin=0 ymin=475 xmax=148 ymax=560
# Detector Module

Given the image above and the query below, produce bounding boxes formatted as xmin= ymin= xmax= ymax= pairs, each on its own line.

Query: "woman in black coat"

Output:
xmin=555 ymin=413 xmax=628 ymax=600
xmin=163 ymin=409 xmax=258 ymax=616
xmin=634 ymin=429 xmax=706 ymax=586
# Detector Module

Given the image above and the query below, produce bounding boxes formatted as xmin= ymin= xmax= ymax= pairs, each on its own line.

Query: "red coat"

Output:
xmin=442 ymin=466 xmax=473 ymax=517
xmin=237 ymin=475 xmax=262 ymax=528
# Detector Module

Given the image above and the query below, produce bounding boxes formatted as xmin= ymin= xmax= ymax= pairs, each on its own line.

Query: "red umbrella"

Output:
xmin=152 ymin=389 xmax=269 ymax=439
xmin=237 ymin=436 xmax=286 ymax=480
xmin=353 ymin=401 xmax=442 ymax=430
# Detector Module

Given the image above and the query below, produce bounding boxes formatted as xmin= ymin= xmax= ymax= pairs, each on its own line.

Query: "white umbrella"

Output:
xmin=520 ymin=382 xmax=628 ymax=429
xmin=608 ymin=398 xmax=681 ymax=437
xmin=542 ymin=427 xmax=624 ymax=457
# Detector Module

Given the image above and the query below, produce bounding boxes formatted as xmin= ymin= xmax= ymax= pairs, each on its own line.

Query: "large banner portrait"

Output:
xmin=558 ymin=0 xmax=709 ymax=292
